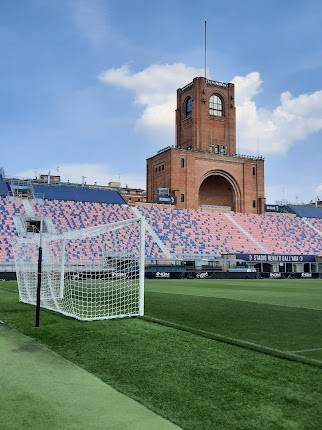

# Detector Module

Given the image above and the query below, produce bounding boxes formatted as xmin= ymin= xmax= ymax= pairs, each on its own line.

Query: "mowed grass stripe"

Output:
xmin=1 ymin=284 xmax=322 ymax=430
xmin=145 ymin=291 xmax=322 ymax=354
xmin=143 ymin=315 xmax=322 ymax=369
xmin=297 ymin=349 xmax=322 ymax=361
xmin=145 ymin=279 xmax=322 ymax=310
xmin=0 ymin=283 xmax=17 ymax=294
xmin=5 ymin=280 xmax=322 ymax=355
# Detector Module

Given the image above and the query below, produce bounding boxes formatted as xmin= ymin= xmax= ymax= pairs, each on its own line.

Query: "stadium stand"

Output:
xmin=138 ymin=206 xmax=322 ymax=257
xmin=0 ymin=198 xmax=165 ymax=262
xmin=1 ymin=196 xmax=322 ymax=264
xmin=137 ymin=206 xmax=264 ymax=256
xmin=308 ymin=218 xmax=322 ymax=234
xmin=230 ymin=212 xmax=322 ymax=255
xmin=33 ymin=200 xmax=133 ymax=232
xmin=0 ymin=197 xmax=25 ymax=262
xmin=32 ymin=200 xmax=165 ymax=260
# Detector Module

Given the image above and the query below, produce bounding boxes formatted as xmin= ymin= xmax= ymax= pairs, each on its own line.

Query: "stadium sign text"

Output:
xmin=301 ymin=272 xmax=312 ymax=278
xmin=156 ymin=196 xmax=176 ymax=204
xmin=265 ymin=204 xmax=284 ymax=213
xmin=196 ymin=272 xmax=209 ymax=279
xmin=156 ymin=272 xmax=170 ymax=278
xmin=236 ymin=254 xmax=315 ymax=263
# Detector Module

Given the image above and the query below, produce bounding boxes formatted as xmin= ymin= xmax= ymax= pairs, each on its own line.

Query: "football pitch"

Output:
xmin=1 ymin=278 xmax=322 ymax=429
xmin=145 ymin=278 xmax=322 ymax=362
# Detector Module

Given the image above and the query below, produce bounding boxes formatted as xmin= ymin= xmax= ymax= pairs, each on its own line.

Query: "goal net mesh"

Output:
xmin=14 ymin=218 xmax=145 ymax=321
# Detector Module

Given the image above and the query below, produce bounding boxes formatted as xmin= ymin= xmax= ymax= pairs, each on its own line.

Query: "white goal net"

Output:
xmin=14 ymin=217 xmax=145 ymax=321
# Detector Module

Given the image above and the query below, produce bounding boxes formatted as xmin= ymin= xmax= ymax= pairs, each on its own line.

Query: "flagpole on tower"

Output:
xmin=204 ymin=20 xmax=207 ymax=80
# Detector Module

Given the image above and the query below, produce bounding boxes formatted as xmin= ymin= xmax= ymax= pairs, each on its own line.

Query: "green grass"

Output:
xmin=1 ymin=280 xmax=322 ymax=429
xmin=145 ymin=278 xmax=322 ymax=309
xmin=0 ymin=324 xmax=178 ymax=430
xmin=145 ymin=280 xmax=322 ymax=357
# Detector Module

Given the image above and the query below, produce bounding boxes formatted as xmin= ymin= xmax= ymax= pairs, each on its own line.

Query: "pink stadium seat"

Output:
xmin=0 ymin=197 xmax=25 ymax=262
xmin=33 ymin=199 xmax=164 ymax=260
xmin=1 ymin=196 xmax=321 ymax=263
xmin=137 ymin=206 xmax=262 ymax=256
xmin=230 ymin=212 xmax=322 ymax=256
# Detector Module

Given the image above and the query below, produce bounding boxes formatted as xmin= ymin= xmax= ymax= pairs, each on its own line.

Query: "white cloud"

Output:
xmin=99 ymin=63 xmax=322 ymax=155
xmin=234 ymin=72 xmax=322 ymax=155
xmin=316 ymin=183 xmax=322 ymax=196
xmin=16 ymin=163 xmax=145 ymax=189
xmin=98 ymin=63 xmax=205 ymax=138
xmin=233 ymin=71 xmax=263 ymax=105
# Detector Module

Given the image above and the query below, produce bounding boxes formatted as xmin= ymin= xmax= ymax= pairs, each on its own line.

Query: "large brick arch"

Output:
xmin=198 ymin=170 xmax=241 ymax=211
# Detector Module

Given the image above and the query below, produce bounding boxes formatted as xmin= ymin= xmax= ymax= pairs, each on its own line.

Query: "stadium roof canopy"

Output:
xmin=33 ymin=184 xmax=126 ymax=204
xmin=0 ymin=176 xmax=9 ymax=197
xmin=0 ymin=173 xmax=125 ymax=204
xmin=287 ymin=205 xmax=322 ymax=219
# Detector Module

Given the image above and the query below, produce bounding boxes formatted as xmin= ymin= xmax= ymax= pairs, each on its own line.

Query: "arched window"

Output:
xmin=185 ymin=97 xmax=192 ymax=118
xmin=209 ymin=95 xmax=223 ymax=117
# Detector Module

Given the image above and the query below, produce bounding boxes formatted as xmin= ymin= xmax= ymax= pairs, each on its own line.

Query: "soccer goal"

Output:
xmin=14 ymin=217 xmax=145 ymax=321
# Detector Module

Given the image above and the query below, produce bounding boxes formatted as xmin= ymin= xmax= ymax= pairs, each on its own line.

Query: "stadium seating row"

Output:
xmin=136 ymin=206 xmax=261 ymax=255
xmin=0 ymin=198 xmax=25 ymax=261
xmin=137 ymin=206 xmax=322 ymax=256
xmin=230 ymin=212 xmax=322 ymax=256
xmin=0 ymin=196 xmax=322 ymax=262
xmin=310 ymin=218 xmax=322 ymax=232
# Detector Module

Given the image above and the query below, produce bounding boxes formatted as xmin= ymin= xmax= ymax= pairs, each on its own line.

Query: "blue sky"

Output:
xmin=1 ymin=0 xmax=322 ymax=203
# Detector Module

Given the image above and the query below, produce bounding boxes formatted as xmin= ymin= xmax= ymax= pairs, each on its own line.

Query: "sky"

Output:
xmin=1 ymin=0 xmax=322 ymax=203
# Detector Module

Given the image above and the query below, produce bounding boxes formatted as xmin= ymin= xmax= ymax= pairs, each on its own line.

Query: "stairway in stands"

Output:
xmin=131 ymin=206 xmax=172 ymax=259
xmin=224 ymin=212 xmax=269 ymax=253
xmin=302 ymin=218 xmax=322 ymax=238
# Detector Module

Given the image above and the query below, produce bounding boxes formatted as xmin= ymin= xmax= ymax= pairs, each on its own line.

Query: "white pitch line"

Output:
xmin=289 ymin=347 xmax=322 ymax=353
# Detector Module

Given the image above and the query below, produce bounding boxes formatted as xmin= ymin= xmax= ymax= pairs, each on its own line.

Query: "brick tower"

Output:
xmin=146 ymin=77 xmax=265 ymax=214
xmin=176 ymin=77 xmax=236 ymax=154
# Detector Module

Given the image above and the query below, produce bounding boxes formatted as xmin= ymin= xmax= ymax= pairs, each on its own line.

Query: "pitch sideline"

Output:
xmin=0 ymin=324 xmax=180 ymax=430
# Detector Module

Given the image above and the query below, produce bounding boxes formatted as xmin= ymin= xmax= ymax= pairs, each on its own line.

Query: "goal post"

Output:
xmin=14 ymin=217 xmax=146 ymax=321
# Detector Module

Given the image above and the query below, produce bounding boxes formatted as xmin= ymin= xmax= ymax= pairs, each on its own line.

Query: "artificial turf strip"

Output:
xmin=2 ymin=283 xmax=322 ymax=429
xmin=0 ymin=324 xmax=180 ymax=430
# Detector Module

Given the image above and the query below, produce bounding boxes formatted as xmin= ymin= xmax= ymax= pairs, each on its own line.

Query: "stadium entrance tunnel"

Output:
xmin=199 ymin=172 xmax=240 ymax=211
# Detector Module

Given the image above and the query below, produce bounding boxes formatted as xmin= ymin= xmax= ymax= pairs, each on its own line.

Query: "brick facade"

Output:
xmin=176 ymin=77 xmax=236 ymax=154
xmin=146 ymin=77 xmax=265 ymax=214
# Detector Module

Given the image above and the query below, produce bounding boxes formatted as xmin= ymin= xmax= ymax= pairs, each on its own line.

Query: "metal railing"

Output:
xmin=206 ymin=79 xmax=229 ymax=88
xmin=180 ymin=79 xmax=230 ymax=92
xmin=180 ymin=81 xmax=193 ymax=92
xmin=175 ymin=146 xmax=264 ymax=160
